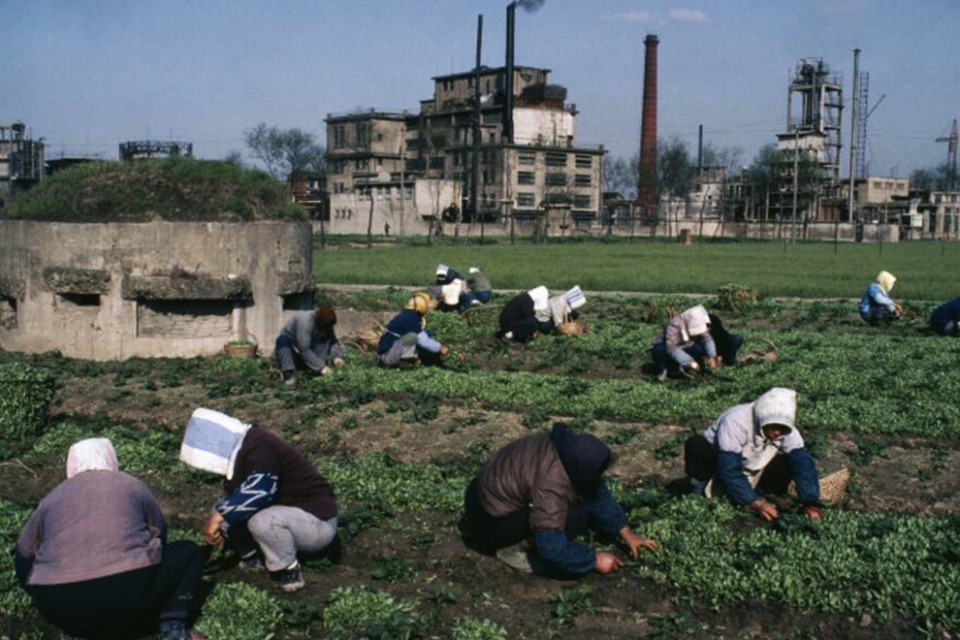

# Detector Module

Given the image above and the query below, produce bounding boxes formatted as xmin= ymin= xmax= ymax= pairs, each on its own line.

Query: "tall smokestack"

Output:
xmin=504 ymin=2 xmax=516 ymax=144
xmin=638 ymin=34 xmax=659 ymax=208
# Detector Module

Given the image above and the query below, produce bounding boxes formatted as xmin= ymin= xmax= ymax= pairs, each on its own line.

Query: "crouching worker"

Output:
xmin=460 ymin=267 xmax=493 ymax=312
xmin=460 ymin=423 xmax=657 ymax=576
xmin=929 ymin=296 xmax=960 ymax=336
xmin=275 ymin=307 xmax=345 ymax=386
xmin=498 ymin=285 xmax=553 ymax=344
xmin=179 ymin=408 xmax=339 ymax=593
xmin=540 ymin=286 xmax=588 ymax=332
xmin=683 ymin=387 xmax=822 ymax=522
xmin=378 ymin=292 xmax=450 ymax=367
xmin=651 ymin=305 xmax=720 ymax=381
xmin=859 ymin=270 xmax=902 ymax=325
xmin=16 ymin=438 xmax=205 ymax=640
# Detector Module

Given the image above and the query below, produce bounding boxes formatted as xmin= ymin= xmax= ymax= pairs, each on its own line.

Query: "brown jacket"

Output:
xmin=476 ymin=432 xmax=576 ymax=532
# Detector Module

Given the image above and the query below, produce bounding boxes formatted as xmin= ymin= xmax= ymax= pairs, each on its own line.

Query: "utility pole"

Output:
xmin=936 ymin=119 xmax=958 ymax=190
xmin=847 ymin=49 xmax=860 ymax=224
xmin=472 ymin=14 xmax=483 ymax=241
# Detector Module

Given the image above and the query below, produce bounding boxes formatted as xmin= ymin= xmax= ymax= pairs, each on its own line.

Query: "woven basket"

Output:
xmin=352 ymin=326 xmax=383 ymax=352
xmin=556 ymin=320 xmax=587 ymax=336
xmin=738 ymin=338 xmax=779 ymax=364
xmin=223 ymin=342 xmax=258 ymax=358
xmin=788 ymin=467 xmax=850 ymax=504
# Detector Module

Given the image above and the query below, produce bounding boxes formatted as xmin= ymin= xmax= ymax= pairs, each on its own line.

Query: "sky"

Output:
xmin=4 ymin=0 xmax=958 ymax=178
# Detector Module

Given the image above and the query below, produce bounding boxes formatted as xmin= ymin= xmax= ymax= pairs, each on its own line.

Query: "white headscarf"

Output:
xmin=680 ymin=305 xmax=710 ymax=342
xmin=66 ymin=438 xmax=119 ymax=478
xmin=527 ymin=286 xmax=549 ymax=312
xmin=753 ymin=387 xmax=797 ymax=435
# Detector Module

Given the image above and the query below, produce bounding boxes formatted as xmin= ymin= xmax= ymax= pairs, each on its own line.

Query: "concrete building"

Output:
xmin=324 ymin=65 xmax=604 ymax=238
xmin=0 ymin=220 xmax=314 ymax=361
xmin=0 ymin=122 xmax=44 ymax=210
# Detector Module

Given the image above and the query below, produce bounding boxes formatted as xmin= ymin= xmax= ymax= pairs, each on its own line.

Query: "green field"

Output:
xmin=315 ymin=237 xmax=960 ymax=300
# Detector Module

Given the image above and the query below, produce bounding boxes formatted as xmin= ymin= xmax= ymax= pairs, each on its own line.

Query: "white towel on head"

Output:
xmin=753 ymin=387 xmax=797 ymax=433
xmin=564 ymin=286 xmax=586 ymax=310
xmin=179 ymin=408 xmax=251 ymax=480
xmin=66 ymin=438 xmax=119 ymax=478
xmin=527 ymin=285 xmax=549 ymax=312
xmin=681 ymin=305 xmax=710 ymax=339
xmin=436 ymin=264 xmax=449 ymax=276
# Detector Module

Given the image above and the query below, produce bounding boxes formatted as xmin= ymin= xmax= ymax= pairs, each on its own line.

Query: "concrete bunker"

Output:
xmin=0 ymin=220 xmax=314 ymax=360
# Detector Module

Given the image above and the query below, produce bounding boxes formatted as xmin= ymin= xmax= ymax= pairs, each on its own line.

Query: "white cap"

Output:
xmin=528 ymin=285 xmax=549 ymax=311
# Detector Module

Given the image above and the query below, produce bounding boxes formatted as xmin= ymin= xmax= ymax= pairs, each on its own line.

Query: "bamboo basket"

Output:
xmin=556 ymin=319 xmax=587 ymax=336
xmin=788 ymin=467 xmax=850 ymax=504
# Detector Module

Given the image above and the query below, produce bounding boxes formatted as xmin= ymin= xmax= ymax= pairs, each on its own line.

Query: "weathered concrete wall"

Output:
xmin=0 ymin=221 xmax=313 ymax=360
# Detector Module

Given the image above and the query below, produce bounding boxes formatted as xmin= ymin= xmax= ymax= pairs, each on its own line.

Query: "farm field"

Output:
xmin=2 ymin=256 xmax=960 ymax=639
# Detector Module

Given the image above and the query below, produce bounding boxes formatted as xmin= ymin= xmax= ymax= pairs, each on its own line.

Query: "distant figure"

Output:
xmin=498 ymin=286 xmax=552 ymax=344
xmin=929 ymin=296 xmax=960 ymax=336
xmin=460 ymin=423 xmax=657 ymax=576
xmin=684 ymin=387 xmax=822 ymax=522
xmin=539 ymin=286 xmax=587 ymax=328
xmin=274 ymin=308 xmax=345 ymax=386
xmin=435 ymin=263 xmax=464 ymax=286
xmin=859 ymin=270 xmax=902 ymax=325
xmin=16 ymin=438 xmax=205 ymax=640
xmin=459 ymin=267 xmax=493 ymax=312
xmin=384 ymin=222 xmax=390 ymax=236
xmin=651 ymin=305 xmax=721 ymax=381
xmin=377 ymin=292 xmax=450 ymax=367
xmin=180 ymin=408 xmax=339 ymax=593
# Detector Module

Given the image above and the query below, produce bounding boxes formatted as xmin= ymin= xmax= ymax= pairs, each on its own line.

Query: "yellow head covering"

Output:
xmin=405 ymin=292 xmax=436 ymax=315
xmin=876 ymin=271 xmax=896 ymax=293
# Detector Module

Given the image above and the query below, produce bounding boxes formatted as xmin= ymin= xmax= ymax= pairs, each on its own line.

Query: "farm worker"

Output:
xmin=538 ymin=286 xmax=588 ymax=328
xmin=179 ymin=408 xmax=338 ymax=593
xmin=859 ymin=270 xmax=902 ymax=325
xmin=274 ymin=307 xmax=345 ymax=386
xmin=460 ymin=423 xmax=657 ymax=576
xmin=707 ymin=313 xmax=746 ymax=366
xmin=929 ymin=296 xmax=960 ymax=336
xmin=459 ymin=266 xmax=493 ymax=312
xmin=377 ymin=292 xmax=450 ymax=367
xmin=435 ymin=263 xmax=465 ymax=286
xmin=498 ymin=285 xmax=553 ymax=344
xmin=683 ymin=387 xmax=822 ymax=522
xmin=15 ymin=438 xmax=206 ymax=640
xmin=650 ymin=304 xmax=720 ymax=381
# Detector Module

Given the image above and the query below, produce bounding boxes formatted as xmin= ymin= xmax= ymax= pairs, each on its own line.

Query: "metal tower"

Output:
xmin=937 ymin=119 xmax=958 ymax=189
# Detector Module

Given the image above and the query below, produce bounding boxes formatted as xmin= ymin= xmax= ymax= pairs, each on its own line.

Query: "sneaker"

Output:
xmin=282 ymin=371 xmax=296 ymax=386
xmin=272 ymin=562 xmax=305 ymax=593
xmin=319 ymin=366 xmax=333 ymax=376
xmin=500 ymin=336 xmax=522 ymax=349
xmin=495 ymin=547 xmax=533 ymax=574
xmin=657 ymin=370 xmax=668 ymax=382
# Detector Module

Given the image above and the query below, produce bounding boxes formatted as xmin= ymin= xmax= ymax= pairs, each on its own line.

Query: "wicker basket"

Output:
xmin=223 ymin=341 xmax=258 ymax=358
xmin=556 ymin=320 xmax=587 ymax=336
xmin=352 ymin=326 xmax=383 ymax=352
xmin=788 ymin=467 xmax=850 ymax=504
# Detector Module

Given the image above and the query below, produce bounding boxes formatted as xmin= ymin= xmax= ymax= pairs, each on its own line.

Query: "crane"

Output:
xmin=936 ymin=119 xmax=958 ymax=189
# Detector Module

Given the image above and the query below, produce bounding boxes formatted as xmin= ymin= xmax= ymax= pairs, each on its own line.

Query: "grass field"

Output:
xmin=315 ymin=236 xmax=960 ymax=300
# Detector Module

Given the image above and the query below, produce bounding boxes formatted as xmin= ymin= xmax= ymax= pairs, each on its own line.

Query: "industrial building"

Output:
xmin=0 ymin=122 xmax=44 ymax=210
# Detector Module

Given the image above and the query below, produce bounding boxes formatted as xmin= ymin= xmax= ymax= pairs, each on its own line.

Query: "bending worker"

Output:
xmin=929 ymin=296 xmax=960 ymax=336
xmin=378 ymin=292 xmax=450 ymax=367
xmin=859 ymin=270 xmax=902 ymax=325
xmin=683 ymin=387 xmax=822 ymax=522
xmin=651 ymin=304 xmax=720 ymax=380
xmin=460 ymin=423 xmax=657 ymax=576
xmin=275 ymin=307 xmax=345 ymax=385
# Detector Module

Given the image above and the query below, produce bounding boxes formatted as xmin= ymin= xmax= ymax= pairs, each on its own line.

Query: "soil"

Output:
xmin=3 ymin=301 xmax=958 ymax=639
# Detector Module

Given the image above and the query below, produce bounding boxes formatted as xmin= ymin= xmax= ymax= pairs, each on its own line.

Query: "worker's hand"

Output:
xmin=707 ymin=356 xmax=721 ymax=370
xmin=749 ymin=498 xmax=779 ymax=522
xmin=893 ymin=302 xmax=904 ymax=318
xmin=594 ymin=552 xmax=624 ymax=574
xmin=202 ymin=512 xmax=225 ymax=548
xmin=439 ymin=345 xmax=450 ymax=357
xmin=801 ymin=505 xmax=823 ymax=521
xmin=620 ymin=526 xmax=657 ymax=559
xmin=319 ymin=366 xmax=333 ymax=376
xmin=333 ymin=357 xmax=346 ymax=369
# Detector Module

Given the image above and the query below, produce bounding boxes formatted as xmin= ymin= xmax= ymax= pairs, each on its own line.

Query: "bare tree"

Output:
xmin=244 ymin=124 xmax=325 ymax=181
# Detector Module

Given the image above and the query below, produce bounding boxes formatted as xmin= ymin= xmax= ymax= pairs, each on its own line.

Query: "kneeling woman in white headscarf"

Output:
xmin=650 ymin=305 xmax=720 ymax=380
xmin=16 ymin=438 xmax=205 ymax=640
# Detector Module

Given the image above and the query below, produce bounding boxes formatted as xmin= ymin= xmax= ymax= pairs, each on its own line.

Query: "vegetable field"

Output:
xmin=2 ymin=267 xmax=960 ymax=638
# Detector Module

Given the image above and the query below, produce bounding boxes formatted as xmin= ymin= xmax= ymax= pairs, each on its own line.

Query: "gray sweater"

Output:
xmin=17 ymin=470 xmax=165 ymax=585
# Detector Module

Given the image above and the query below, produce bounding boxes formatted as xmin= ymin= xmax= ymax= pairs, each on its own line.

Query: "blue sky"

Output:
xmin=4 ymin=0 xmax=957 ymax=177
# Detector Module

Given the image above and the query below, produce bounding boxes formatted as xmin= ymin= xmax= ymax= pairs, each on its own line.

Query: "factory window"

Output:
xmin=545 ymin=152 xmax=567 ymax=167
xmin=517 ymin=171 xmax=535 ymax=185
xmin=518 ymin=151 xmax=535 ymax=165
xmin=574 ymin=194 xmax=592 ymax=208
xmin=545 ymin=172 xmax=567 ymax=186
xmin=333 ymin=125 xmax=345 ymax=149
xmin=574 ymin=174 xmax=592 ymax=187
xmin=354 ymin=123 xmax=369 ymax=147
xmin=482 ymin=112 xmax=502 ymax=124
xmin=516 ymin=193 xmax=536 ymax=207
xmin=137 ymin=300 xmax=231 ymax=338
xmin=575 ymin=154 xmax=592 ymax=168
xmin=355 ymin=159 xmax=368 ymax=171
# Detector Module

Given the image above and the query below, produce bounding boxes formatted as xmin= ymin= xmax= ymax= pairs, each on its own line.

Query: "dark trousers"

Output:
xmin=652 ymin=341 xmax=709 ymax=375
xmin=19 ymin=541 xmax=204 ymax=640
xmin=683 ymin=434 xmax=793 ymax=496
xmin=502 ymin=316 xmax=552 ymax=342
xmin=460 ymin=478 xmax=589 ymax=554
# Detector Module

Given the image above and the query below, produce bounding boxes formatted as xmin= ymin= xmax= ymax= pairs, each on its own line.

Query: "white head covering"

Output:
xmin=527 ymin=285 xmax=549 ymax=312
xmin=436 ymin=264 xmax=450 ymax=276
xmin=441 ymin=280 xmax=463 ymax=305
xmin=469 ymin=267 xmax=480 ymax=274
xmin=564 ymin=286 xmax=586 ymax=311
xmin=66 ymin=438 xmax=119 ymax=478
xmin=876 ymin=270 xmax=896 ymax=293
xmin=179 ymin=408 xmax=252 ymax=479
xmin=753 ymin=387 xmax=797 ymax=435
xmin=680 ymin=305 xmax=710 ymax=339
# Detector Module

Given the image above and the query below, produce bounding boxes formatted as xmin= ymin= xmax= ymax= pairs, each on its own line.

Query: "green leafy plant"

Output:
xmin=193 ymin=581 xmax=283 ymax=640
xmin=551 ymin=583 xmax=595 ymax=628
xmin=322 ymin=586 xmax=423 ymax=640
xmin=451 ymin=617 xmax=508 ymax=640
xmin=0 ymin=362 xmax=55 ymax=451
